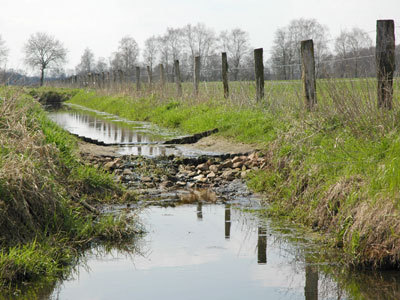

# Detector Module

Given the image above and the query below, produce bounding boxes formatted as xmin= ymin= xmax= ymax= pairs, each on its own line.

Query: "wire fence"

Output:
xmin=50 ymin=20 xmax=399 ymax=114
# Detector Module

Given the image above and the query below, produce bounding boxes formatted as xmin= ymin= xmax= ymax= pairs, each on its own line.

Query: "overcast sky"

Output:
xmin=1 ymin=0 xmax=399 ymax=74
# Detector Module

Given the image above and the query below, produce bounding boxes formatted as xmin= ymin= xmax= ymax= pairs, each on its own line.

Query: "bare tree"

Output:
xmin=270 ymin=19 xmax=330 ymax=79
xmin=0 ymin=35 xmax=8 ymax=65
xmin=75 ymin=48 xmax=95 ymax=75
xmin=157 ymin=35 xmax=171 ymax=76
xmin=183 ymin=23 xmax=217 ymax=72
xmin=23 ymin=32 xmax=67 ymax=86
xmin=334 ymin=27 xmax=373 ymax=77
xmin=143 ymin=35 xmax=159 ymax=71
xmin=117 ymin=36 xmax=139 ymax=74
xmin=270 ymin=28 xmax=296 ymax=79
xmin=219 ymin=28 xmax=250 ymax=80
xmin=109 ymin=51 xmax=123 ymax=72
xmin=95 ymin=57 xmax=108 ymax=73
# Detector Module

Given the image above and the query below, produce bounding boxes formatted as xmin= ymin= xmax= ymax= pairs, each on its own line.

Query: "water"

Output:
xmin=48 ymin=104 xmax=222 ymax=157
xmin=47 ymin=205 xmax=342 ymax=300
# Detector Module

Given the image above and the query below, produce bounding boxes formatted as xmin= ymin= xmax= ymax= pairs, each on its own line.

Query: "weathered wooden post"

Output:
xmin=376 ymin=20 xmax=395 ymax=109
xmin=146 ymin=66 xmax=152 ymax=88
xmin=136 ymin=66 xmax=141 ymax=91
xmin=254 ymin=48 xmax=264 ymax=101
xmin=159 ymin=64 xmax=165 ymax=88
xmin=222 ymin=52 xmax=229 ymax=99
xmin=301 ymin=40 xmax=317 ymax=110
xmin=194 ymin=56 xmax=200 ymax=96
xmin=174 ymin=60 xmax=182 ymax=97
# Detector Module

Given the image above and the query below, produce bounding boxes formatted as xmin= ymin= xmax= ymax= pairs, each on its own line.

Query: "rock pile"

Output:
xmin=84 ymin=152 xmax=268 ymax=192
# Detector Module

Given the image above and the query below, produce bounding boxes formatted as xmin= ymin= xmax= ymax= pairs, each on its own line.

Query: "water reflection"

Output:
xmin=48 ymin=106 xmax=222 ymax=157
xmin=8 ymin=204 xmax=400 ymax=299
xmin=305 ymin=263 xmax=318 ymax=300
xmin=225 ymin=204 xmax=231 ymax=239
xmin=48 ymin=109 xmax=158 ymax=145
xmin=257 ymin=226 xmax=267 ymax=264
xmin=197 ymin=202 xmax=203 ymax=220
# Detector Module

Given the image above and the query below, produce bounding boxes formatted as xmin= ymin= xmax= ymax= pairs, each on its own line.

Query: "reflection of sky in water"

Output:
xmin=117 ymin=145 xmax=223 ymax=157
xmin=49 ymin=111 xmax=158 ymax=144
xmin=48 ymin=105 xmax=225 ymax=157
xmin=51 ymin=205 xmax=344 ymax=300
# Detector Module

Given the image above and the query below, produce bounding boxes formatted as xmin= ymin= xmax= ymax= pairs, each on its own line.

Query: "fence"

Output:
xmin=52 ymin=19 xmax=397 ymax=111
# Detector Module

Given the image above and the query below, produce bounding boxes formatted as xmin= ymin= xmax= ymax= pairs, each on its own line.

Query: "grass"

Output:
xmin=58 ymin=76 xmax=400 ymax=269
xmin=0 ymin=88 xmax=139 ymax=291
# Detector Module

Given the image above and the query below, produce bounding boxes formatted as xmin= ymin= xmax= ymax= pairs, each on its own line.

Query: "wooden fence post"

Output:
xmin=146 ymin=66 xmax=152 ymax=87
xmin=222 ymin=52 xmax=229 ymax=99
xmin=159 ymin=64 xmax=165 ymax=88
xmin=174 ymin=60 xmax=182 ymax=97
xmin=376 ymin=19 xmax=395 ymax=109
xmin=136 ymin=66 xmax=141 ymax=91
xmin=194 ymin=56 xmax=200 ymax=95
xmin=301 ymin=40 xmax=317 ymax=110
xmin=254 ymin=48 xmax=264 ymax=101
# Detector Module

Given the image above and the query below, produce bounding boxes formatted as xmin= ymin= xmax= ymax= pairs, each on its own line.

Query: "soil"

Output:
xmin=178 ymin=135 xmax=259 ymax=154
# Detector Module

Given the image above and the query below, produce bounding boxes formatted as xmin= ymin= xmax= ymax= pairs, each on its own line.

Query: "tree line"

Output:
xmin=0 ymin=18 xmax=399 ymax=85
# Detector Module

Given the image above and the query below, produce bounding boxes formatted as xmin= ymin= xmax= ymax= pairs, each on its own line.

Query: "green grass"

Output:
xmin=0 ymin=88 xmax=138 ymax=290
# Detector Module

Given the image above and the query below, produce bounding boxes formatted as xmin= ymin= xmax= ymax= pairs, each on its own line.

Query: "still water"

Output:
xmin=48 ymin=104 xmax=221 ymax=157
xmin=46 ymin=204 xmax=343 ymax=300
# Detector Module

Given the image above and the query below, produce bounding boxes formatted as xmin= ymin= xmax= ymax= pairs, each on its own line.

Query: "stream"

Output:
xmin=9 ymin=104 xmax=400 ymax=299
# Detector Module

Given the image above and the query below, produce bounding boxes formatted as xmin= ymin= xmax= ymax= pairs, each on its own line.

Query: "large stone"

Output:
xmin=104 ymin=160 xmax=117 ymax=171
xmin=160 ymin=181 xmax=174 ymax=189
xmin=248 ymin=152 xmax=258 ymax=161
xmin=222 ymin=169 xmax=236 ymax=180
xmin=193 ymin=174 xmax=207 ymax=183
xmin=232 ymin=162 xmax=243 ymax=169
xmin=141 ymin=176 xmax=152 ymax=182
xmin=209 ymin=164 xmax=219 ymax=173
xmin=123 ymin=168 xmax=133 ymax=175
xmin=232 ymin=156 xmax=242 ymax=164
xmin=221 ymin=160 xmax=233 ymax=169
xmin=207 ymin=171 xmax=216 ymax=179
xmin=196 ymin=163 xmax=209 ymax=171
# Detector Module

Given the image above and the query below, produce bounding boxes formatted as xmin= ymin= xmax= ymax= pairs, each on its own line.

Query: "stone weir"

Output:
xmin=83 ymin=149 xmax=267 ymax=205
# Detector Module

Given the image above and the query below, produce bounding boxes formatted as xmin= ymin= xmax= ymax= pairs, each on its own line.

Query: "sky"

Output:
xmin=1 ymin=0 xmax=399 ymax=75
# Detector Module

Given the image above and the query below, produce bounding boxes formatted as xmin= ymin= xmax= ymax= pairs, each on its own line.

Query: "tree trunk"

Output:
xmin=40 ymin=67 xmax=45 ymax=86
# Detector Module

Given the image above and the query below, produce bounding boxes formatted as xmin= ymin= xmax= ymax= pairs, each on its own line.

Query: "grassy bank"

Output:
xmin=63 ymin=81 xmax=400 ymax=269
xmin=0 ymin=88 xmax=138 ymax=291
